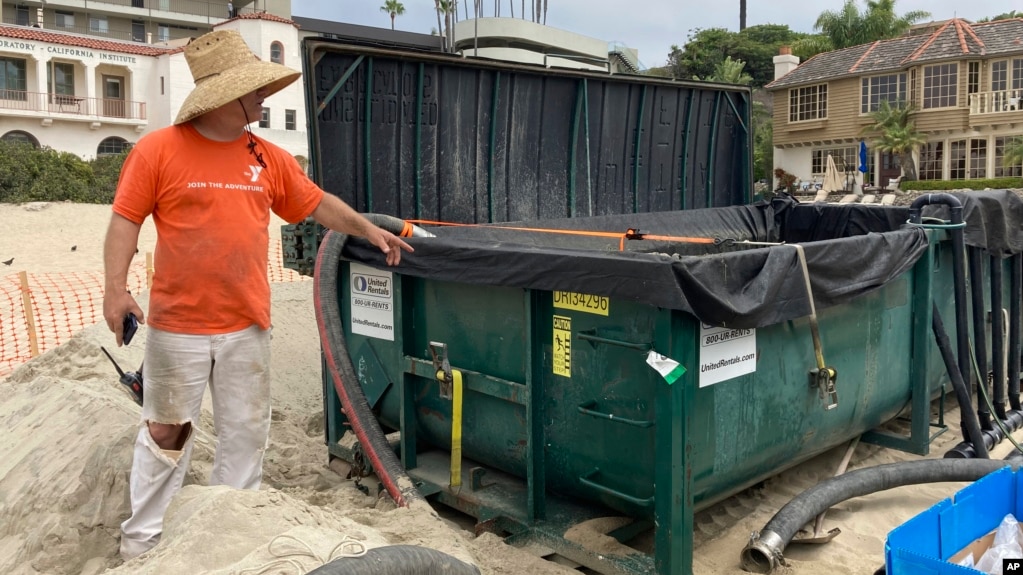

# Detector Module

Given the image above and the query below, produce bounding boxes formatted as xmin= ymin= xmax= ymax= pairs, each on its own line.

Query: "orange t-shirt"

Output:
xmin=113 ymin=123 xmax=323 ymax=334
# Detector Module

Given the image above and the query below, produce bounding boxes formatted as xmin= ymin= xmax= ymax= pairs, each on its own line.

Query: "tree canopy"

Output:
xmin=665 ymin=24 xmax=806 ymax=87
xmin=977 ymin=11 xmax=1023 ymax=22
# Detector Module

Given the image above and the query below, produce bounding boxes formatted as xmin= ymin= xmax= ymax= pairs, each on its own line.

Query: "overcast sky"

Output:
xmin=290 ymin=0 xmax=1020 ymax=68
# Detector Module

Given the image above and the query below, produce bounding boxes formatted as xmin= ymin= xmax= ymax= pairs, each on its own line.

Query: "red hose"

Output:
xmin=313 ymin=228 xmax=420 ymax=507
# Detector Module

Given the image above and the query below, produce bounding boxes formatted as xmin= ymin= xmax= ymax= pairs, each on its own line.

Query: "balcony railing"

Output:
xmin=64 ymin=0 xmax=258 ymax=21
xmin=0 ymin=90 xmax=146 ymax=121
xmin=969 ymin=89 xmax=1023 ymax=115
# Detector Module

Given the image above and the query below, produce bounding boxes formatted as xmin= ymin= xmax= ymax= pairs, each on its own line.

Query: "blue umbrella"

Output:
xmin=858 ymin=140 xmax=868 ymax=173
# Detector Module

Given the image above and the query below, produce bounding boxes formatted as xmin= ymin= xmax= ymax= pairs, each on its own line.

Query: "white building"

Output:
xmin=0 ymin=0 xmax=638 ymax=161
xmin=0 ymin=0 xmax=306 ymax=160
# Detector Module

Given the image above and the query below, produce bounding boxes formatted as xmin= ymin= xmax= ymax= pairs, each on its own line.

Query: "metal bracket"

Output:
xmin=809 ymin=367 xmax=839 ymax=410
xmin=280 ymin=217 xmax=322 ymax=277
xmin=470 ymin=467 xmax=495 ymax=491
xmin=429 ymin=341 xmax=453 ymax=399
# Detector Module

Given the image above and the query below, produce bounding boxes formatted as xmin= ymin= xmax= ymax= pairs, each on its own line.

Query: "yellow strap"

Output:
xmin=450 ymin=370 xmax=463 ymax=488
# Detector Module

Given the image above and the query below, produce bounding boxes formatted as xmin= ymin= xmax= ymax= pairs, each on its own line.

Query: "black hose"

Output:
xmin=305 ymin=545 xmax=481 ymax=575
xmin=313 ymin=214 xmax=430 ymax=508
xmin=933 ymin=304 xmax=990 ymax=459
xmin=1011 ymin=254 xmax=1022 ymax=412
xmin=969 ymin=248 xmax=993 ymax=430
xmin=992 ymin=255 xmax=1008 ymax=420
xmin=739 ymin=459 xmax=1016 ymax=573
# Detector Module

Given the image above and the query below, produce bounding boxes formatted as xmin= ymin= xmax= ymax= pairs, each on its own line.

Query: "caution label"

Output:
xmin=553 ymin=315 xmax=572 ymax=377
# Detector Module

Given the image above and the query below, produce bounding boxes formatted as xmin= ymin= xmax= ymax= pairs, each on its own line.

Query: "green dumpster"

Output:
xmin=317 ymin=191 xmax=1023 ymax=575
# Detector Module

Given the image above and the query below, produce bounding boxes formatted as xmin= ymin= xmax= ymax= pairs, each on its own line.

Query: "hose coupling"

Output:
xmin=740 ymin=530 xmax=786 ymax=573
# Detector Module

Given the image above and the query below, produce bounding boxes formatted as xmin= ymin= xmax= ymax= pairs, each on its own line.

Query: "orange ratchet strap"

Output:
xmin=405 ymin=220 xmax=716 ymax=252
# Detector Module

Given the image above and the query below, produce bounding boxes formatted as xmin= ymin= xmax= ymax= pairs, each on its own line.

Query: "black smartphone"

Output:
xmin=122 ymin=313 xmax=138 ymax=345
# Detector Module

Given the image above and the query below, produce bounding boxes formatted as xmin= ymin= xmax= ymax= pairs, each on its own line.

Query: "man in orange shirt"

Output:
xmin=102 ymin=29 xmax=412 ymax=561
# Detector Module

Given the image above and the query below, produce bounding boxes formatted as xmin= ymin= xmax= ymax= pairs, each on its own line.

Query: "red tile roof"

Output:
xmin=220 ymin=12 xmax=300 ymax=29
xmin=769 ymin=18 xmax=1023 ymax=89
xmin=0 ymin=25 xmax=172 ymax=56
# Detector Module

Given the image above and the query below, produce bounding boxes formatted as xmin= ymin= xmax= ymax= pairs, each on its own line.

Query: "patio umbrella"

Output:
xmin=857 ymin=141 xmax=869 ymax=195
xmin=821 ymin=154 xmax=844 ymax=194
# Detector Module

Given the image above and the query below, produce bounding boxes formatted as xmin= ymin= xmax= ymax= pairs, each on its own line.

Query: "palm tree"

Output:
xmin=862 ymin=100 xmax=926 ymax=181
xmin=379 ymin=0 xmax=405 ymax=30
xmin=435 ymin=0 xmax=457 ymax=52
xmin=740 ymin=0 xmax=747 ymax=30
xmin=862 ymin=0 xmax=930 ymax=40
xmin=694 ymin=56 xmax=754 ymax=85
xmin=794 ymin=0 xmax=930 ymax=58
xmin=434 ymin=0 xmax=446 ymax=51
xmin=1003 ymin=137 xmax=1023 ymax=173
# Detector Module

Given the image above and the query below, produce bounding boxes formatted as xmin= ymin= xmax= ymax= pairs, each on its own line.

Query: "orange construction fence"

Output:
xmin=0 ymin=240 xmax=308 ymax=378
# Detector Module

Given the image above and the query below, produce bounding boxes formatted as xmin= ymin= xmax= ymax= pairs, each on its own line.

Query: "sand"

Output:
xmin=0 ymin=201 xmax=1018 ymax=575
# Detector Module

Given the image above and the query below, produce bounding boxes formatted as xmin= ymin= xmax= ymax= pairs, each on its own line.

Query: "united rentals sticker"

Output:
xmin=698 ymin=324 xmax=756 ymax=387
xmin=350 ymin=262 xmax=394 ymax=341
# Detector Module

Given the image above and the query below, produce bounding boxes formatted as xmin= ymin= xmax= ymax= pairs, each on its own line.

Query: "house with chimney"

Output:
xmin=766 ymin=18 xmax=1023 ymax=191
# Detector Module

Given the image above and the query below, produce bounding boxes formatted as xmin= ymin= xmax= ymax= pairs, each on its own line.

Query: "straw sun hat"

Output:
xmin=174 ymin=29 xmax=301 ymax=125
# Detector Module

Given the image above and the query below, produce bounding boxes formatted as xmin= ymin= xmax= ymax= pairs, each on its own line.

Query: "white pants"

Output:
xmin=120 ymin=325 xmax=271 ymax=560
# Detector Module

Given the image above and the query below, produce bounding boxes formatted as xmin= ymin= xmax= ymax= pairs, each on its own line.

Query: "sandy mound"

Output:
xmin=0 ymin=281 xmax=569 ymax=575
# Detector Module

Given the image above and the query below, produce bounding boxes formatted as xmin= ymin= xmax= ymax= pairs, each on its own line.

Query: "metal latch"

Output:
xmin=809 ymin=367 xmax=839 ymax=410
xmin=428 ymin=341 xmax=463 ymax=489
xmin=429 ymin=341 xmax=453 ymax=399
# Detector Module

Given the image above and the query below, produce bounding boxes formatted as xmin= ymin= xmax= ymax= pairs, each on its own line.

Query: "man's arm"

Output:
xmin=310 ymin=194 xmax=413 ymax=266
xmin=103 ymin=213 xmax=146 ymax=345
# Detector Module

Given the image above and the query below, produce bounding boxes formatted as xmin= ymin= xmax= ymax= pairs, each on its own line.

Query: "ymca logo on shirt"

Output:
xmin=245 ymin=165 xmax=264 ymax=183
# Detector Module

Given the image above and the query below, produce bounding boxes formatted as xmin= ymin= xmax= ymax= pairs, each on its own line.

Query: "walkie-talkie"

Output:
xmin=100 ymin=346 xmax=144 ymax=406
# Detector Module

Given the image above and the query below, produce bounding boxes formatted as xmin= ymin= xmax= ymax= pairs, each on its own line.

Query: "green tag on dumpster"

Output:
xmin=646 ymin=350 xmax=686 ymax=385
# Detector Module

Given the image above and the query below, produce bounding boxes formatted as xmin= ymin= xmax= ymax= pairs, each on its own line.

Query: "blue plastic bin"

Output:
xmin=886 ymin=467 xmax=1023 ymax=574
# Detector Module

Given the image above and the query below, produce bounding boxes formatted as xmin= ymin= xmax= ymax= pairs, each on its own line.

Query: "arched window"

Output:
xmin=1 ymin=130 xmax=39 ymax=147
xmin=270 ymin=41 xmax=283 ymax=65
xmin=97 ymin=136 xmax=130 ymax=156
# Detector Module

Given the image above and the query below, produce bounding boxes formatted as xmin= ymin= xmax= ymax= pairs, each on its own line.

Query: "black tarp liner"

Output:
xmin=914 ymin=190 xmax=1023 ymax=257
xmin=341 ymin=191 xmax=1023 ymax=329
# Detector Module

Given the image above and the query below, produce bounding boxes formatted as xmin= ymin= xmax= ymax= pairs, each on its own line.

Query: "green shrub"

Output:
xmin=901 ymin=177 xmax=1023 ymax=191
xmin=90 ymin=151 xmax=130 ymax=202
xmin=0 ymin=141 xmax=127 ymax=204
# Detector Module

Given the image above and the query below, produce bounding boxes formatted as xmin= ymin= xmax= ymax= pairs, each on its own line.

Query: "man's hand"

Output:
xmin=103 ymin=290 xmax=146 ymax=347
xmin=365 ymin=227 xmax=414 ymax=266
xmin=310 ymin=195 xmax=415 ymax=266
